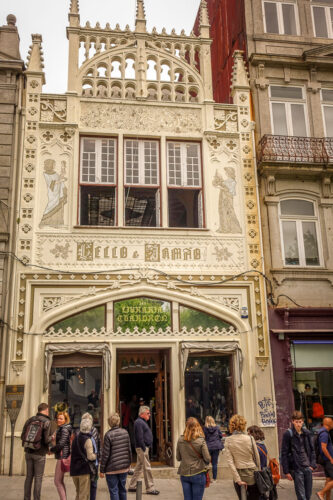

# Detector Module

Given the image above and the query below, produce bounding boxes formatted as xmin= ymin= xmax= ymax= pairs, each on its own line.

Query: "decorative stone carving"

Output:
xmin=80 ymin=103 xmax=202 ymax=133
xmin=11 ymin=361 xmax=25 ymax=376
xmin=256 ymin=356 xmax=269 ymax=371
xmin=213 ymin=168 xmax=242 ymax=234
xmin=42 ymin=296 xmax=78 ymax=312
xmin=39 ymin=159 xmax=67 ymax=227
xmin=40 ymin=98 xmax=67 ymax=122
xmin=214 ymin=109 xmax=238 ymax=132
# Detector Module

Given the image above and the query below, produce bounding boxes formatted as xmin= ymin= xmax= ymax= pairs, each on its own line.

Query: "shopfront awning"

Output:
xmin=179 ymin=341 xmax=243 ymax=390
xmin=44 ymin=343 xmax=111 ymax=392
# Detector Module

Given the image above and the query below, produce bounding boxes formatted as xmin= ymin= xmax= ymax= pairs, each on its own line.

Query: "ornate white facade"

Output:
xmin=1 ymin=0 xmax=278 ymax=475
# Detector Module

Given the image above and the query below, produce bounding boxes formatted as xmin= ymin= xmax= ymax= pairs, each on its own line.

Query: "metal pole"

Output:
xmin=240 ymin=484 xmax=247 ymax=500
xmin=9 ymin=421 xmax=15 ymax=476
xmin=136 ymin=479 xmax=142 ymax=500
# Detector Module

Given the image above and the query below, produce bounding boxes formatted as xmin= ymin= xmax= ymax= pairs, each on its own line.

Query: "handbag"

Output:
xmin=189 ymin=441 xmax=210 ymax=488
xmin=250 ymin=437 xmax=274 ymax=495
xmin=257 ymin=444 xmax=281 ymax=485
xmin=60 ymin=455 xmax=71 ymax=473
xmin=77 ymin=436 xmax=98 ymax=482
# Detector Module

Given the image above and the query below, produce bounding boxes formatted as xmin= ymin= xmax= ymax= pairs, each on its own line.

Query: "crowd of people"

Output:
xmin=21 ymin=402 xmax=333 ymax=500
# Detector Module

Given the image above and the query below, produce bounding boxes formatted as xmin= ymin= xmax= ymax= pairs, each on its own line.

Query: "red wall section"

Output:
xmin=194 ymin=0 xmax=247 ymax=104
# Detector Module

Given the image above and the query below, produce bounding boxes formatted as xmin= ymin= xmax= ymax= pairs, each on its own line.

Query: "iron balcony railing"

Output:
xmin=259 ymin=135 xmax=333 ymax=164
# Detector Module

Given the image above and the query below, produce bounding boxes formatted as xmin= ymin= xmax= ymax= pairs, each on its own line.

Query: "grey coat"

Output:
xmin=176 ymin=436 xmax=210 ymax=476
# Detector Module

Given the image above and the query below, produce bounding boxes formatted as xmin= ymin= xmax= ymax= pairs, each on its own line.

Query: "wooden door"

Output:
xmin=154 ymin=369 xmax=165 ymax=461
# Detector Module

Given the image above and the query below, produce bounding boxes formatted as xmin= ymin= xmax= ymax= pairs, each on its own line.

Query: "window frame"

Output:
xmin=321 ymin=88 xmax=333 ymax=137
xmin=311 ymin=2 xmax=333 ymax=38
xmin=79 ymin=135 xmax=118 ymax=226
xmin=279 ymin=198 xmax=323 ymax=268
xmin=166 ymin=140 xmax=205 ymax=228
xmin=269 ymin=85 xmax=309 ymax=136
xmin=263 ymin=1 xmax=299 ymax=35
xmin=123 ymin=137 xmax=161 ymax=227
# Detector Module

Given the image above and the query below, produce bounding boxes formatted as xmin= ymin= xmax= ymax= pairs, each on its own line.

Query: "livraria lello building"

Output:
xmin=1 ymin=0 xmax=278 ymax=474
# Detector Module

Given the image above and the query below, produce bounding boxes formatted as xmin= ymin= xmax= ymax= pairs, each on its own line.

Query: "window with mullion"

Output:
xmin=124 ymin=139 xmax=160 ymax=227
xmin=263 ymin=1 xmax=298 ymax=35
xmin=321 ymin=89 xmax=333 ymax=136
xmin=80 ymin=137 xmax=116 ymax=226
xmin=167 ymin=142 xmax=203 ymax=228
xmin=270 ymin=86 xmax=308 ymax=136
xmin=280 ymin=199 xmax=321 ymax=266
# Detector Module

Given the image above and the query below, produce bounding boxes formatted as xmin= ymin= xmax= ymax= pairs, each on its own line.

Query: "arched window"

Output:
xmin=50 ymin=305 xmax=105 ymax=331
xmin=179 ymin=305 xmax=232 ymax=330
xmin=280 ymin=199 xmax=321 ymax=266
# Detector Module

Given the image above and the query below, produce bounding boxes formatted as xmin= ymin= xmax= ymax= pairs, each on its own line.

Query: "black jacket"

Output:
xmin=281 ymin=426 xmax=316 ymax=474
xmin=70 ymin=432 xmax=92 ymax=477
xmin=91 ymin=426 xmax=100 ymax=461
xmin=100 ymin=427 xmax=131 ymax=473
xmin=134 ymin=417 xmax=153 ymax=451
xmin=21 ymin=413 xmax=52 ymax=456
xmin=50 ymin=423 xmax=72 ymax=459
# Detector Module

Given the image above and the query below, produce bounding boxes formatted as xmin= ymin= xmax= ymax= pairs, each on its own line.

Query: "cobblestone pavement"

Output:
xmin=0 ymin=475 xmax=328 ymax=499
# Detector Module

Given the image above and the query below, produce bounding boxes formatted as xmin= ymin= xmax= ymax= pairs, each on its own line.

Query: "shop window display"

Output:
xmin=185 ymin=355 xmax=234 ymax=430
xmin=50 ymin=365 xmax=102 ymax=431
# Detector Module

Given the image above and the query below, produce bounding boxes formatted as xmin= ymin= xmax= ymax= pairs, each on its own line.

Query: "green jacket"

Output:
xmin=176 ymin=436 xmax=210 ymax=476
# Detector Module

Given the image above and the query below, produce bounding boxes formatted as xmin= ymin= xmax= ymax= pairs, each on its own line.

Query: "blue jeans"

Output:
xmin=106 ymin=473 xmax=128 ymax=500
xmin=292 ymin=467 xmax=313 ymax=500
xmin=180 ymin=472 xmax=206 ymax=500
xmin=209 ymin=449 xmax=220 ymax=480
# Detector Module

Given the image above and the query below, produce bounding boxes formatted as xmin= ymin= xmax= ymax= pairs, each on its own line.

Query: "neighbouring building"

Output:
xmin=0 ymin=14 xmax=25 ymax=472
xmin=2 ymin=0 xmax=278 ymax=475
xmin=199 ymin=0 xmax=333 ymax=445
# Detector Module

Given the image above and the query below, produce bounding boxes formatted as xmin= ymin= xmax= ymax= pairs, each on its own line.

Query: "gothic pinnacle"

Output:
xmin=135 ymin=0 xmax=147 ymax=33
xmin=70 ymin=0 xmax=79 ymax=14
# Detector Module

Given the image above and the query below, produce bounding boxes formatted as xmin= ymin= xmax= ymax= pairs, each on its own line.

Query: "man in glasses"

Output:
xmin=128 ymin=406 xmax=159 ymax=495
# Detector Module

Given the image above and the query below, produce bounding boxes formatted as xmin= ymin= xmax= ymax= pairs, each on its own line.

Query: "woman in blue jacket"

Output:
xmin=203 ymin=416 xmax=223 ymax=482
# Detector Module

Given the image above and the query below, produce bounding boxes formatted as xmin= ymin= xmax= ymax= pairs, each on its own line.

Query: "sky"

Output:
xmin=0 ymin=0 xmax=201 ymax=94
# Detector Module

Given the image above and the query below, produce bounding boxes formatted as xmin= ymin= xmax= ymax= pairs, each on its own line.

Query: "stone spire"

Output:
xmin=26 ymin=34 xmax=45 ymax=83
xmin=69 ymin=0 xmax=80 ymax=27
xmin=0 ymin=14 xmax=21 ymax=60
xmin=199 ymin=0 xmax=210 ymax=38
xmin=231 ymin=50 xmax=250 ymax=93
xmin=135 ymin=0 xmax=147 ymax=33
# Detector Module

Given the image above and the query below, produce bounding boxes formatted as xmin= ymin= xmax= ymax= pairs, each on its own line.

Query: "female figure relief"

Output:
xmin=213 ymin=167 xmax=241 ymax=234
xmin=40 ymin=159 xmax=67 ymax=227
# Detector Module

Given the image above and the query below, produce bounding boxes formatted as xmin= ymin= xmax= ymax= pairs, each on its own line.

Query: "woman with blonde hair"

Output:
xmin=225 ymin=414 xmax=261 ymax=500
xmin=50 ymin=412 xmax=72 ymax=500
xmin=203 ymin=416 xmax=223 ymax=482
xmin=176 ymin=417 xmax=211 ymax=500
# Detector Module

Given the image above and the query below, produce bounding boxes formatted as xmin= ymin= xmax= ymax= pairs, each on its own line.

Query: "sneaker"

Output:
xmin=146 ymin=491 xmax=160 ymax=495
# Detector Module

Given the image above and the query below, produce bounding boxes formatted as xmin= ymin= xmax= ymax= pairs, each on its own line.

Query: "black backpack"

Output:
xmin=313 ymin=430 xmax=327 ymax=466
xmin=22 ymin=418 xmax=44 ymax=450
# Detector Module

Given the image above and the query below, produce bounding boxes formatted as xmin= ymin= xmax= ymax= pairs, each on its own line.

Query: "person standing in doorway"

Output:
xmin=317 ymin=416 xmax=333 ymax=500
xmin=281 ymin=410 xmax=316 ymax=500
xmin=100 ymin=412 xmax=132 ymax=500
xmin=50 ymin=411 xmax=72 ymax=500
xmin=177 ymin=417 xmax=211 ymax=500
xmin=128 ymin=406 xmax=159 ymax=495
xmin=203 ymin=416 xmax=223 ymax=482
xmin=21 ymin=402 xmax=52 ymax=500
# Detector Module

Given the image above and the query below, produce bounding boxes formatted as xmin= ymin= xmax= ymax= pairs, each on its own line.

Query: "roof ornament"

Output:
xmin=69 ymin=0 xmax=80 ymax=27
xmin=231 ymin=50 xmax=250 ymax=93
xmin=135 ymin=0 xmax=147 ymax=33
xmin=199 ymin=0 xmax=210 ymax=38
xmin=26 ymin=34 xmax=45 ymax=84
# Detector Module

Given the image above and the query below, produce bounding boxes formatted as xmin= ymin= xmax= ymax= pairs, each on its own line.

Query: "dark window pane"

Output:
xmin=114 ymin=297 xmax=171 ymax=331
xmin=264 ymin=2 xmax=279 ymax=33
xmin=302 ymin=222 xmax=320 ymax=265
xmin=80 ymin=186 xmax=116 ymax=226
xmin=322 ymin=89 xmax=333 ymax=102
xmin=282 ymin=4 xmax=297 ymax=35
xmin=281 ymin=199 xmax=314 ymax=216
xmin=282 ymin=220 xmax=299 ymax=265
xmin=168 ymin=189 xmax=201 ymax=228
xmin=313 ymin=6 xmax=328 ymax=37
xmin=125 ymin=187 xmax=158 ymax=226
xmin=185 ymin=355 xmax=234 ymax=430
xmin=180 ymin=305 xmax=232 ymax=330
xmin=271 ymin=86 xmax=303 ymax=99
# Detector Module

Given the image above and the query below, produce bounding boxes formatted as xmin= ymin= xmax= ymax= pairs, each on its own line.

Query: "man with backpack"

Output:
xmin=281 ymin=410 xmax=316 ymax=500
xmin=316 ymin=417 xmax=333 ymax=500
xmin=21 ymin=402 xmax=52 ymax=500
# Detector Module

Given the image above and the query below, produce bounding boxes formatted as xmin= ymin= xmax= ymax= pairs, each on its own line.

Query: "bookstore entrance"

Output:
xmin=117 ymin=348 xmax=172 ymax=465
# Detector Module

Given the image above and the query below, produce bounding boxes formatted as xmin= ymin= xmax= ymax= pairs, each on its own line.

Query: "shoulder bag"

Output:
xmin=77 ymin=436 xmax=98 ymax=482
xmin=250 ymin=436 xmax=274 ymax=495
xmin=257 ymin=444 xmax=280 ymax=485
xmin=189 ymin=441 xmax=210 ymax=488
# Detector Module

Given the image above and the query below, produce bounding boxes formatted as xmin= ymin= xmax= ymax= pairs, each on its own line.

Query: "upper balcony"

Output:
xmin=258 ymin=135 xmax=333 ymax=166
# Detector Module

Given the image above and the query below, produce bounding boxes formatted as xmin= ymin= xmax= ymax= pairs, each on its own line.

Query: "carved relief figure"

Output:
xmin=40 ymin=159 xmax=67 ymax=227
xmin=213 ymin=167 xmax=241 ymax=234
